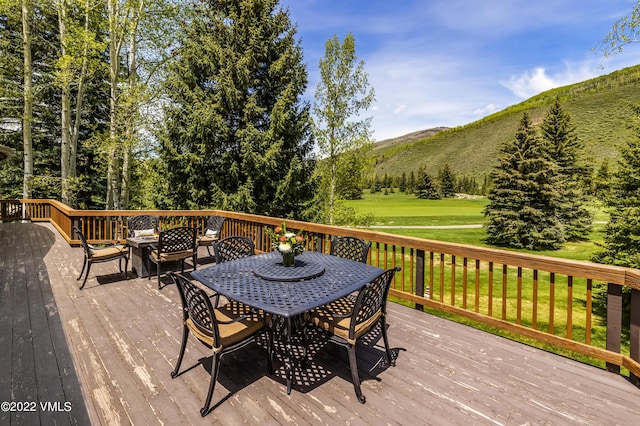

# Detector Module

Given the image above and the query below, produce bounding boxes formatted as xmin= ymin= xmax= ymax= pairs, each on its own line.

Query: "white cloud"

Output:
xmin=473 ymin=104 xmax=500 ymax=116
xmin=501 ymin=63 xmax=599 ymax=99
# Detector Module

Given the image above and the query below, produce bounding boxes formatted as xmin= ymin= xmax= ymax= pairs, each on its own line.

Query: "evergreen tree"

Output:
xmin=160 ymin=0 xmax=315 ymax=218
xmin=593 ymin=159 xmax=613 ymax=200
xmin=414 ymin=166 xmax=441 ymax=199
xmin=439 ymin=163 xmax=456 ymax=198
xmin=592 ymin=104 xmax=640 ymax=268
xmin=399 ymin=171 xmax=407 ymax=192
xmin=540 ymin=98 xmax=593 ymax=241
xmin=484 ymin=112 xmax=565 ymax=250
xmin=408 ymin=170 xmax=415 ymax=193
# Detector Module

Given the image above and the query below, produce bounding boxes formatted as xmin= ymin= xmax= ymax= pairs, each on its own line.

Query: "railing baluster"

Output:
xmin=488 ymin=262 xmax=494 ymax=317
xmin=463 ymin=257 xmax=468 ymax=310
xmin=586 ymin=279 xmax=592 ymax=345
xmin=533 ymin=270 xmax=539 ymax=329
xmin=517 ymin=267 xmax=522 ymax=324
xmin=475 ymin=259 xmax=480 ymax=313
xmin=502 ymin=264 xmax=508 ymax=320
xmin=451 ymin=255 xmax=456 ymax=306
xmin=416 ymin=249 xmax=425 ymax=310
xmin=567 ymin=276 xmax=573 ymax=339
xmin=606 ymin=283 xmax=622 ymax=374
xmin=549 ymin=272 xmax=556 ymax=334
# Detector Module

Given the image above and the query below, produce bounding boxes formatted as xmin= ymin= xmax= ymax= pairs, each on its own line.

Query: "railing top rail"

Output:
xmin=17 ymin=198 xmax=639 ymax=289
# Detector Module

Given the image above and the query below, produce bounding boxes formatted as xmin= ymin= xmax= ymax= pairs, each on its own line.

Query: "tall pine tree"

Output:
xmin=159 ymin=0 xmax=315 ymax=218
xmin=485 ymin=112 xmax=565 ymax=250
xmin=438 ymin=163 xmax=456 ymax=198
xmin=540 ymin=99 xmax=593 ymax=241
xmin=592 ymin=104 xmax=640 ymax=268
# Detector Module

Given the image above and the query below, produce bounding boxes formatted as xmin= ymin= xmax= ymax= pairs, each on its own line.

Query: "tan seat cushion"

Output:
xmin=310 ymin=298 xmax=381 ymax=345
xmin=197 ymin=235 xmax=217 ymax=245
xmin=150 ymin=249 xmax=193 ymax=262
xmin=91 ymin=245 xmax=127 ymax=261
xmin=186 ymin=304 xmax=263 ymax=352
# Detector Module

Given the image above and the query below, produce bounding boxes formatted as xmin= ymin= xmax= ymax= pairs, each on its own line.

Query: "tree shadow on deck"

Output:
xmin=0 ymin=223 xmax=91 ymax=425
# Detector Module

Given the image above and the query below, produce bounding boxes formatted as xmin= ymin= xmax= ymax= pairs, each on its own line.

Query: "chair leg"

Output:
xmin=79 ymin=262 xmax=92 ymax=290
xmin=123 ymin=256 xmax=129 ymax=280
xmin=380 ymin=317 xmax=394 ymax=366
xmin=171 ymin=325 xmax=189 ymax=379
xmin=201 ymin=352 xmax=220 ymax=417
xmin=77 ymin=258 xmax=87 ymax=281
xmin=347 ymin=344 xmax=366 ymax=404
xmin=157 ymin=263 xmax=162 ymax=289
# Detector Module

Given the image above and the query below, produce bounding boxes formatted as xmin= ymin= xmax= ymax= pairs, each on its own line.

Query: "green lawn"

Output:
xmin=343 ymin=191 xmax=618 ymax=369
xmin=343 ymin=190 xmax=606 ymax=262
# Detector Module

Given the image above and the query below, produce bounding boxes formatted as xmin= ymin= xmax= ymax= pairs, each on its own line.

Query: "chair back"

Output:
xmin=205 ymin=215 xmax=225 ymax=236
xmin=351 ymin=267 xmax=401 ymax=334
xmin=128 ymin=215 xmax=159 ymax=237
xmin=213 ymin=236 xmax=254 ymax=264
xmin=127 ymin=215 xmax=159 ymax=237
xmin=330 ymin=236 xmax=371 ymax=263
xmin=170 ymin=272 xmax=220 ymax=346
xmin=158 ymin=227 xmax=197 ymax=254
xmin=73 ymin=225 xmax=93 ymax=259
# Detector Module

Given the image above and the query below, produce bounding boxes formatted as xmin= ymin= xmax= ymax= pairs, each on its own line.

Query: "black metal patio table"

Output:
xmin=191 ymin=250 xmax=384 ymax=394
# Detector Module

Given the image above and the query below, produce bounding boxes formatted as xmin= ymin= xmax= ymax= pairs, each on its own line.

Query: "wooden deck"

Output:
xmin=2 ymin=222 xmax=640 ymax=425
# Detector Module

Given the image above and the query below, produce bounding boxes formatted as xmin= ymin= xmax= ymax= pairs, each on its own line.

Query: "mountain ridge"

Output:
xmin=372 ymin=64 xmax=640 ymax=180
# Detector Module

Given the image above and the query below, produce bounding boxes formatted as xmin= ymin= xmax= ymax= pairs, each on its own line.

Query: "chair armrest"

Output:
xmin=314 ymin=305 xmax=352 ymax=319
xmin=216 ymin=306 xmax=262 ymax=325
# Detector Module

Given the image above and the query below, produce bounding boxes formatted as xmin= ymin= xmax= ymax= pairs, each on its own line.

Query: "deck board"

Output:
xmin=2 ymin=222 xmax=640 ymax=425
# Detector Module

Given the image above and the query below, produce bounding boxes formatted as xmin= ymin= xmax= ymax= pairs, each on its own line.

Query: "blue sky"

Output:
xmin=279 ymin=0 xmax=640 ymax=141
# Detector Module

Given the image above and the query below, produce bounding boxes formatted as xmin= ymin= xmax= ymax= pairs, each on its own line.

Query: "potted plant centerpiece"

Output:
xmin=266 ymin=222 xmax=305 ymax=267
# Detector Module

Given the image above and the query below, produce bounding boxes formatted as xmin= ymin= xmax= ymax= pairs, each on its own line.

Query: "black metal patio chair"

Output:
xmin=148 ymin=226 xmax=197 ymax=289
xmin=198 ymin=215 xmax=225 ymax=257
xmin=127 ymin=214 xmax=159 ymax=237
xmin=309 ymin=266 xmax=400 ymax=403
xmin=330 ymin=236 xmax=371 ymax=264
xmin=212 ymin=236 xmax=255 ymax=264
xmin=169 ymin=272 xmax=270 ymax=417
xmin=74 ymin=225 xmax=129 ymax=289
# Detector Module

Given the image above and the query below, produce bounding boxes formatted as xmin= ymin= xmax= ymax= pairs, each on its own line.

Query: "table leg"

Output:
xmin=285 ymin=317 xmax=293 ymax=395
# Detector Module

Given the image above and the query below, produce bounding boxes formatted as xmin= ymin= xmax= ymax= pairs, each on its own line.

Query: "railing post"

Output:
xmin=606 ymin=283 xmax=622 ymax=374
xmin=631 ymin=288 xmax=640 ymax=386
xmin=415 ymin=249 xmax=425 ymax=311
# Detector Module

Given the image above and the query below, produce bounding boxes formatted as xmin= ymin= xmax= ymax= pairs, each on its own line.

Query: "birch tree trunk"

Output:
xmin=21 ymin=0 xmax=33 ymax=199
xmin=58 ymin=0 xmax=72 ymax=204
xmin=106 ymin=0 xmax=122 ymax=209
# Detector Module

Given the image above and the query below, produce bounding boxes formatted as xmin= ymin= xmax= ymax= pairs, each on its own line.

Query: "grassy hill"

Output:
xmin=372 ymin=65 xmax=640 ymax=180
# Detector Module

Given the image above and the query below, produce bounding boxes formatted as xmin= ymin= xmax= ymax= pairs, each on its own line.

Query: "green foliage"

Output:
xmin=540 ymin=98 xmax=593 ymax=241
xmin=414 ymin=166 xmax=441 ymax=199
xmin=160 ymin=0 xmax=315 ymax=218
xmin=593 ymin=104 xmax=640 ymax=269
xmin=371 ymin=65 xmax=640 ymax=183
xmin=438 ymin=163 xmax=456 ymax=198
xmin=485 ymin=113 xmax=565 ymax=250
xmin=0 ymin=0 xmax=110 ymax=207
xmin=312 ymin=32 xmax=374 ymax=224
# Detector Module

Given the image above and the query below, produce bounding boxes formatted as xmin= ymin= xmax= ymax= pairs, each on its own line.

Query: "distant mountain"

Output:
xmin=372 ymin=65 xmax=640 ymax=179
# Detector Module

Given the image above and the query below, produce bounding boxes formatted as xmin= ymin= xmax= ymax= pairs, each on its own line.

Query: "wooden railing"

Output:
xmin=11 ymin=199 xmax=640 ymax=387
xmin=0 ymin=199 xmax=26 ymax=222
